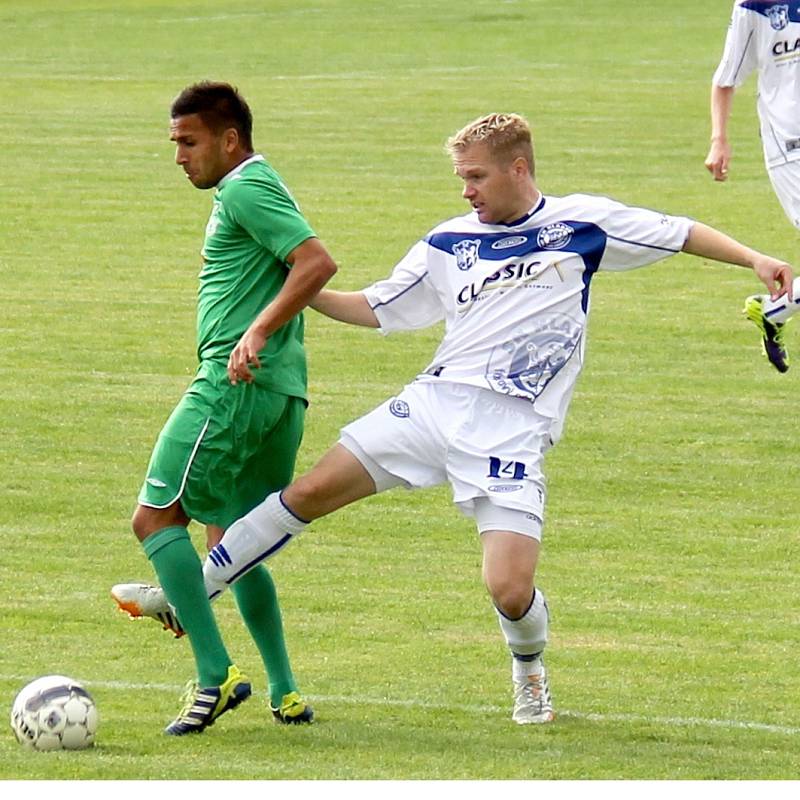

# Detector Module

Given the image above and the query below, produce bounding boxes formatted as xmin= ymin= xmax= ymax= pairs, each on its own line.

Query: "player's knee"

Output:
xmin=283 ymin=473 xmax=333 ymax=519
xmin=131 ymin=504 xmax=185 ymax=543
xmin=487 ymin=578 xmax=533 ymax=620
xmin=130 ymin=507 xmax=151 ymax=542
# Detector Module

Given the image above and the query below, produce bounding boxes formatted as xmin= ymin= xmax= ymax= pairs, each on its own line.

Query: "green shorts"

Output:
xmin=138 ymin=360 xmax=306 ymax=528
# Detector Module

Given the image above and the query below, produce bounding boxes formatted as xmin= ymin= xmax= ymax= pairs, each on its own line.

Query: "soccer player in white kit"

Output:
xmin=119 ymin=113 xmax=793 ymax=725
xmin=706 ymin=0 xmax=800 ymax=371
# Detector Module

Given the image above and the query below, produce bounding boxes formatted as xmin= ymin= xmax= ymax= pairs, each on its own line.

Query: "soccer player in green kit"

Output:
xmin=112 ymin=81 xmax=337 ymax=735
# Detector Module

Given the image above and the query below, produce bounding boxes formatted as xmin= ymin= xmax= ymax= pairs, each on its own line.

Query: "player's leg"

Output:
xmin=202 ymin=386 xmax=438 ymax=599
xmin=132 ymin=504 xmax=231 ymax=687
xmin=447 ymin=386 xmax=554 ymax=723
xmin=111 ymin=440 xmax=396 ymax=618
xmin=478 ymin=507 xmax=553 ymax=725
xmin=207 ymin=524 xmax=313 ymax=724
xmin=131 ymin=504 xmax=250 ymax=735
xmin=202 ymin=442 xmax=380 ymax=598
xmin=216 ymin=392 xmax=313 ymax=723
xmin=743 ymin=162 xmax=800 ymax=371
xmin=116 ymin=384 xmax=437 ymax=651
xmin=117 ymin=365 xmax=251 ymax=734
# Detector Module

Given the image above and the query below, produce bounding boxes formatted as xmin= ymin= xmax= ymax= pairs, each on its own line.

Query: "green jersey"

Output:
xmin=197 ymin=154 xmax=315 ymax=399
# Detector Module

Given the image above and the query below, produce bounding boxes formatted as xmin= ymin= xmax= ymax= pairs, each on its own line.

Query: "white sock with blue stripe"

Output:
xmin=203 ymin=492 xmax=308 ymax=600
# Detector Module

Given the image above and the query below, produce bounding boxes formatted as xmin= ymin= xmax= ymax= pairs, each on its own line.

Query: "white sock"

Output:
xmin=762 ymin=277 xmax=800 ymax=324
xmin=203 ymin=492 xmax=308 ymax=600
xmin=496 ymin=589 xmax=549 ymax=677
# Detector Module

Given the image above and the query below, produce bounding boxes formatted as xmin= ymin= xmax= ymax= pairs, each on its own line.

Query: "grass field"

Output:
xmin=2 ymin=0 xmax=800 ymax=782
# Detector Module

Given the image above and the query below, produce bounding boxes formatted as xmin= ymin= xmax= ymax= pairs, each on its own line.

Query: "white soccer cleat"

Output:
xmin=111 ymin=583 xmax=185 ymax=638
xmin=512 ymin=659 xmax=554 ymax=725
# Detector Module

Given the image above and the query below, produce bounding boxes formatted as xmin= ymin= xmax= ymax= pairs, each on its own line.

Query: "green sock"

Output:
xmin=231 ymin=565 xmax=297 ymax=706
xmin=143 ymin=526 xmax=231 ymax=687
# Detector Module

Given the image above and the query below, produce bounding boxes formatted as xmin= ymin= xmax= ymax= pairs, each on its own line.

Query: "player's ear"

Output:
xmin=223 ymin=127 xmax=240 ymax=153
xmin=511 ymin=156 xmax=529 ymax=179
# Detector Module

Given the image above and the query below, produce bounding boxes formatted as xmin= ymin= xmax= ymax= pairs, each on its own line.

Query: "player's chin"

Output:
xmin=188 ymin=173 xmax=215 ymax=190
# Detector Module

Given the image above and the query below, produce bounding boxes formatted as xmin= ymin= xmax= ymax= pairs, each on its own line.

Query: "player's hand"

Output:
xmin=704 ymin=140 xmax=731 ymax=181
xmin=228 ymin=326 xmax=267 ymax=384
xmin=753 ymin=256 xmax=794 ymax=301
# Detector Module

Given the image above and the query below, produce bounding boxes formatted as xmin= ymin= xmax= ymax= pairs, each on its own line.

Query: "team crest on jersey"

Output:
xmin=205 ymin=200 xmax=222 ymax=239
xmin=452 ymin=238 xmax=482 ymax=271
xmin=389 ymin=398 xmax=410 ymax=418
xmin=486 ymin=314 xmax=581 ymax=401
xmin=536 ymin=223 xmax=574 ymax=250
xmin=768 ymin=4 xmax=789 ymax=30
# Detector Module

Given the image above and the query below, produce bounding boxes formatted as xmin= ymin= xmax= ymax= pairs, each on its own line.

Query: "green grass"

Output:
xmin=1 ymin=0 xmax=799 ymax=781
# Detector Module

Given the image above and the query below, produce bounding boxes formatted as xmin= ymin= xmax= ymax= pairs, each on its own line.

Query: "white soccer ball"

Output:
xmin=10 ymin=675 xmax=98 ymax=751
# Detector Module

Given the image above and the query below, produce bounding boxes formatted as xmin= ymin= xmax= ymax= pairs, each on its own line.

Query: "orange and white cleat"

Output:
xmin=111 ymin=583 xmax=185 ymax=638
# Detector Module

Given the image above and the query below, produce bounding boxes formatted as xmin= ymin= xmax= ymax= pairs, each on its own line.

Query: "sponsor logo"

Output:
xmin=452 ymin=238 xmax=482 ymax=271
xmin=773 ymin=37 xmax=800 ymax=56
xmin=456 ymin=258 xmax=564 ymax=311
xmin=146 ymin=477 xmax=167 ymax=488
xmin=536 ymin=222 xmax=574 ymax=250
xmin=491 ymin=235 xmax=528 ymax=250
xmin=389 ymin=398 xmax=410 ymax=418
xmin=768 ymin=4 xmax=789 ymax=31
xmin=787 ymin=138 xmax=800 ymax=152
xmin=488 ymin=484 xmax=524 ymax=493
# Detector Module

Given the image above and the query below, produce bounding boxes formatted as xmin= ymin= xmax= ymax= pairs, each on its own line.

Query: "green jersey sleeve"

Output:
xmin=224 ymin=172 xmax=316 ymax=263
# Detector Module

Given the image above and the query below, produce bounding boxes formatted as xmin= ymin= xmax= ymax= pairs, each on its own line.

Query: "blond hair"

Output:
xmin=446 ymin=113 xmax=535 ymax=176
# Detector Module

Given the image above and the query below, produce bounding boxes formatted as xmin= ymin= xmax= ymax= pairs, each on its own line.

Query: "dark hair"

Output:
xmin=171 ymin=81 xmax=253 ymax=151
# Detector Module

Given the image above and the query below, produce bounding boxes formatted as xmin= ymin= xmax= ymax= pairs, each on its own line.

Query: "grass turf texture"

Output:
xmin=2 ymin=0 xmax=799 ymax=780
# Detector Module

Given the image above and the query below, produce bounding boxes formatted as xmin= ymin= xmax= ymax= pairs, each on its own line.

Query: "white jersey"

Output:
xmin=713 ymin=1 xmax=800 ymax=168
xmin=363 ymin=193 xmax=693 ymax=441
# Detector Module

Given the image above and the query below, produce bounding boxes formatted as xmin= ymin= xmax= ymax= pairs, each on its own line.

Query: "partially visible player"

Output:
xmin=114 ymin=113 xmax=794 ymax=726
xmin=113 ymin=81 xmax=336 ymax=735
xmin=705 ymin=0 xmax=800 ymax=371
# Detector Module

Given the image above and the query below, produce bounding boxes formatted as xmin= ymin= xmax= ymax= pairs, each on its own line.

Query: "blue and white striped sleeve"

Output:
xmin=362 ymin=240 xmax=445 ymax=333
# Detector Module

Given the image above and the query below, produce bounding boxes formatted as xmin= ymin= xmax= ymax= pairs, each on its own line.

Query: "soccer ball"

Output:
xmin=10 ymin=675 xmax=98 ymax=751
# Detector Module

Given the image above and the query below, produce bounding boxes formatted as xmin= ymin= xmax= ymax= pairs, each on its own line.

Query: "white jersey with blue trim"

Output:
xmin=713 ymin=1 xmax=800 ymax=168
xmin=362 ymin=193 xmax=693 ymax=440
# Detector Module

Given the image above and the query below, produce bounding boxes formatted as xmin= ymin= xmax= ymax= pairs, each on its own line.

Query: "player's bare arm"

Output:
xmin=682 ymin=221 xmax=794 ymax=300
xmin=705 ymin=85 xmax=735 ymax=181
xmin=309 ymin=289 xmax=380 ymax=328
xmin=228 ymin=237 xmax=337 ymax=384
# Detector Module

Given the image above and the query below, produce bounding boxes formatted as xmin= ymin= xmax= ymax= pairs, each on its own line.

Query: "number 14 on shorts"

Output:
xmin=487 ymin=457 xmax=528 ymax=480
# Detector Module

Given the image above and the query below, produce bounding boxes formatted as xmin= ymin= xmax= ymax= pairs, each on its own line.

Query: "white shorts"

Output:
xmin=339 ymin=380 xmax=552 ymax=539
xmin=768 ymin=161 xmax=800 ymax=230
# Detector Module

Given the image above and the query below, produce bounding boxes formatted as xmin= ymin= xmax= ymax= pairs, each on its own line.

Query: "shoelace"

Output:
xmin=175 ymin=681 xmax=200 ymax=718
xmin=516 ymin=675 xmax=545 ymax=710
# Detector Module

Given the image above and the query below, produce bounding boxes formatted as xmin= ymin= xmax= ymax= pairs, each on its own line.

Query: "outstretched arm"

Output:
xmin=704 ymin=84 xmax=735 ymax=181
xmin=310 ymin=289 xmax=380 ymax=328
xmin=682 ymin=222 xmax=794 ymax=300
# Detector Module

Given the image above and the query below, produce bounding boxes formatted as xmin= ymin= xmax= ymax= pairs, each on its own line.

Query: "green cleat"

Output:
xmin=743 ymin=295 xmax=789 ymax=373
xmin=270 ymin=690 xmax=314 ymax=725
xmin=165 ymin=665 xmax=251 ymax=735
